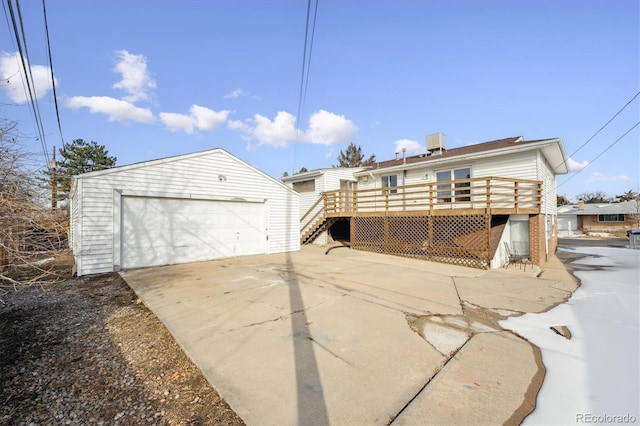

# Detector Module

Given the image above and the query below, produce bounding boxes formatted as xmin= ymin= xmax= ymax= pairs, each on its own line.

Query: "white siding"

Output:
xmin=472 ymin=151 xmax=538 ymax=180
xmin=357 ymin=152 xmax=539 ymax=191
xmin=287 ymin=168 xmax=362 ymax=218
xmin=536 ymin=152 xmax=557 ymax=216
xmin=71 ymin=149 xmax=299 ymax=276
xmin=321 ymin=168 xmax=362 ymax=191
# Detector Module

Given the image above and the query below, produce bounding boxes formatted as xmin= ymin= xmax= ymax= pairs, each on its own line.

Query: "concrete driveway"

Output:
xmin=120 ymin=245 xmax=578 ymax=425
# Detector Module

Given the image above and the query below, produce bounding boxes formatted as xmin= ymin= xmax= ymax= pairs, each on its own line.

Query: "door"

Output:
xmin=121 ymin=196 xmax=265 ymax=269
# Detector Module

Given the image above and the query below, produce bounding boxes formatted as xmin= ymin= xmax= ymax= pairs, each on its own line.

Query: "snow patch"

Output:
xmin=500 ymin=247 xmax=639 ymax=424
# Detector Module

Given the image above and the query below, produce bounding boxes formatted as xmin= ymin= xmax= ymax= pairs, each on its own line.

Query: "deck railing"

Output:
xmin=301 ymin=176 xmax=542 ymax=242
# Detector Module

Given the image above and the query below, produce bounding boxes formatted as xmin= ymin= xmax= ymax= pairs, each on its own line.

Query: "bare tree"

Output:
xmin=575 ymin=191 xmax=611 ymax=203
xmin=1 ymin=119 xmax=70 ymax=298
xmin=629 ymin=195 xmax=640 ymax=229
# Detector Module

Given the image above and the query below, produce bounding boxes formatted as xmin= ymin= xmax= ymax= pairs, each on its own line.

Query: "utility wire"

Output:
xmin=5 ymin=0 xmax=50 ymax=168
xmin=16 ymin=0 xmax=49 ymax=165
xmin=302 ymin=0 xmax=319 ymax=118
xmin=558 ymin=91 xmax=640 ymax=171
xmin=42 ymin=0 xmax=64 ymax=147
xmin=292 ymin=0 xmax=319 ymax=174
xmin=557 ymin=121 xmax=640 ymax=189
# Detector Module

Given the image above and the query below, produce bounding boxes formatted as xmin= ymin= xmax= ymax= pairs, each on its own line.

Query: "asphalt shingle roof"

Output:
xmin=367 ymin=136 xmax=539 ymax=170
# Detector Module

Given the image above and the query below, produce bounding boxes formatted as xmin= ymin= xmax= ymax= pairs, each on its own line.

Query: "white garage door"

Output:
xmin=121 ymin=196 xmax=266 ymax=269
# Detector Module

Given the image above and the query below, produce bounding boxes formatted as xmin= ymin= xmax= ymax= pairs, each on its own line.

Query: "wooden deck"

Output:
xmin=301 ymin=176 xmax=542 ymax=245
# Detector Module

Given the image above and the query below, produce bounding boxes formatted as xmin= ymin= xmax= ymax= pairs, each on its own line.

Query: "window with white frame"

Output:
xmin=292 ymin=179 xmax=315 ymax=193
xmin=436 ymin=167 xmax=471 ymax=203
xmin=381 ymin=174 xmax=398 ymax=194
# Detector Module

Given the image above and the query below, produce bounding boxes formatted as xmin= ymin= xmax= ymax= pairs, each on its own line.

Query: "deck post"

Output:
xmin=485 ymin=179 xmax=491 ymax=214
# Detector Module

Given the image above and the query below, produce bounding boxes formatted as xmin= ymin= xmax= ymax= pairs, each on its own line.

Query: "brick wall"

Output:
xmin=529 ymin=214 xmax=546 ymax=266
xmin=581 ymin=215 xmax=638 ymax=233
xmin=548 ymin=215 xmax=558 ymax=256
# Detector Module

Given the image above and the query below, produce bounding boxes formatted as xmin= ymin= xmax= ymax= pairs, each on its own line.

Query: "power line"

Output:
xmin=42 ymin=0 xmax=64 ymax=146
xmin=302 ymin=0 xmax=319 ymax=118
xmin=292 ymin=0 xmax=319 ymax=174
xmin=557 ymin=91 xmax=640 ymax=171
xmin=557 ymin=121 xmax=640 ymax=189
xmin=5 ymin=0 xmax=51 ymax=169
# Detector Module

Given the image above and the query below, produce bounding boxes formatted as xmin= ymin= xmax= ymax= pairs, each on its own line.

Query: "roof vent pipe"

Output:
xmin=402 ymin=147 xmax=406 ymax=164
xmin=395 ymin=152 xmax=399 ymax=161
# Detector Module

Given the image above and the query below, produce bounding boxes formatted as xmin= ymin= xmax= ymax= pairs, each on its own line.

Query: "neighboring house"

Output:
xmin=282 ymin=167 xmax=364 ymax=244
xmin=299 ymin=134 xmax=568 ymax=269
xmin=558 ymin=200 xmax=640 ymax=236
xmin=70 ymin=149 xmax=299 ymax=276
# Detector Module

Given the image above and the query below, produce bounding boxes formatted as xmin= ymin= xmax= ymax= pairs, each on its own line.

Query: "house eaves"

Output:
xmin=354 ymin=137 xmax=568 ymax=177
xmin=575 ymin=201 xmax=639 ymax=215
xmin=281 ymin=167 xmax=365 ymax=183
xmin=71 ymin=148 xmax=298 ymax=195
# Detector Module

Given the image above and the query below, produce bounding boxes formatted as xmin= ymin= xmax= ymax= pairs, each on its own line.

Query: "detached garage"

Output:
xmin=70 ymin=149 xmax=300 ymax=276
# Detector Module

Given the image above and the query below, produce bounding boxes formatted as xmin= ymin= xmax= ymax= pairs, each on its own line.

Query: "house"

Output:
xmin=70 ymin=149 xmax=300 ymax=276
xmin=299 ymin=134 xmax=568 ymax=269
xmin=282 ymin=167 xmax=364 ymax=244
xmin=558 ymin=200 xmax=640 ymax=236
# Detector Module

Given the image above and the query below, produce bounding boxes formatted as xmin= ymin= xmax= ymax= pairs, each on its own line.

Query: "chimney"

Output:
xmin=395 ymin=152 xmax=399 ymax=161
xmin=402 ymin=147 xmax=406 ymax=164
xmin=578 ymin=200 xmax=584 ymax=210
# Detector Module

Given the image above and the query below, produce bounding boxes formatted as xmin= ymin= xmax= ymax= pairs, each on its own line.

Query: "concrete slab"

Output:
xmin=393 ymin=331 xmax=543 ymax=425
xmin=119 ymin=246 xmax=578 ymax=425
xmin=454 ymin=270 xmax=576 ymax=314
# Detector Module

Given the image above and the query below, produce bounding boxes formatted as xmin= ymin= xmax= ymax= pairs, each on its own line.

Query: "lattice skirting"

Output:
xmin=350 ymin=214 xmax=491 ymax=269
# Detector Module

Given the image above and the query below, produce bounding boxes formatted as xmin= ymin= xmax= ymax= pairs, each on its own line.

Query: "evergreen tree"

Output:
xmin=615 ymin=189 xmax=638 ymax=203
xmin=556 ymin=194 xmax=571 ymax=206
xmin=47 ymin=139 xmax=117 ymax=202
xmin=335 ymin=142 xmax=376 ymax=167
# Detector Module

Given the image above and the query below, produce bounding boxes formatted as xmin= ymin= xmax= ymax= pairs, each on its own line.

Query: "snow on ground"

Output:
xmin=500 ymin=247 xmax=640 ymax=425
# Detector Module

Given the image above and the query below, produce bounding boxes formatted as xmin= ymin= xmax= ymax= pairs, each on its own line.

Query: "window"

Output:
xmin=598 ymin=214 xmax=625 ymax=222
xmin=453 ymin=168 xmax=471 ymax=202
xmin=436 ymin=170 xmax=452 ymax=203
xmin=292 ymin=179 xmax=315 ymax=193
xmin=381 ymin=175 xmax=397 ymax=194
xmin=436 ymin=167 xmax=471 ymax=203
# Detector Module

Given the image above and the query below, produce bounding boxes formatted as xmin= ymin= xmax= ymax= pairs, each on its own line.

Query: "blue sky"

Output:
xmin=1 ymin=0 xmax=638 ymax=201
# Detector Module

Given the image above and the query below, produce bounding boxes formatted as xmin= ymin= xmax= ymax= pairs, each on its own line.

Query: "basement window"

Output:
xmin=597 ymin=214 xmax=625 ymax=222
xmin=292 ymin=179 xmax=316 ymax=193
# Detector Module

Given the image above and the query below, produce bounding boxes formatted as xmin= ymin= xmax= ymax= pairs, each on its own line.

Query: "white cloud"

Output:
xmin=252 ymin=111 xmax=298 ymax=148
xmin=394 ymin=138 xmax=423 ymax=155
xmin=227 ymin=119 xmax=250 ymax=132
xmin=586 ymin=172 xmax=632 ymax=183
xmin=224 ymin=88 xmax=247 ymax=99
xmin=112 ymin=50 xmax=156 ymax=102
xmin=567 ymin=157 xmax=589 ymax=172
xmin=66 ymin=96 xmax=154 ymax=123
xmin=158 ymin=112 xmax=195 ymax=133
xmin=190 ymin=105 xmax=229 ymax=130
xmin=305 ymin=110 xmax=357 ymax=146
xmin=0 ymin=51 xmax=55 ymax=104
xmin=159 ymin=104 xmax=230 ymax=133
xmin=229 ymin=109 xmax=358 ymax=148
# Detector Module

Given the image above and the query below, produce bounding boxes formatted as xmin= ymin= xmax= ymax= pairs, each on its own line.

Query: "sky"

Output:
xmin=0 ymin=0 xmax=638 ymax=202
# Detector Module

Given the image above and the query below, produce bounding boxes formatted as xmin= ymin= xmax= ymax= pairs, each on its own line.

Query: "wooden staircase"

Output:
xmin=301 ymin=216 xmax=337 ymax=245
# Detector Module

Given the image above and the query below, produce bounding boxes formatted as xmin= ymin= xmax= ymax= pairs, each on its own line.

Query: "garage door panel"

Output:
xmin=121 ymin=197 xmax=265 ymax=269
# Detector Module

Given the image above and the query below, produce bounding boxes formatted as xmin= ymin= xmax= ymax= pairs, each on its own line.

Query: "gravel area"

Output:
xmin=0 ymin=271 xmax=245 ymax=426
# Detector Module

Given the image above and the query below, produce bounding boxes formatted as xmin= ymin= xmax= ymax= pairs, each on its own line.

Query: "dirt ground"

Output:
xmin=0 ymin=254 xmax=244 ymax=426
